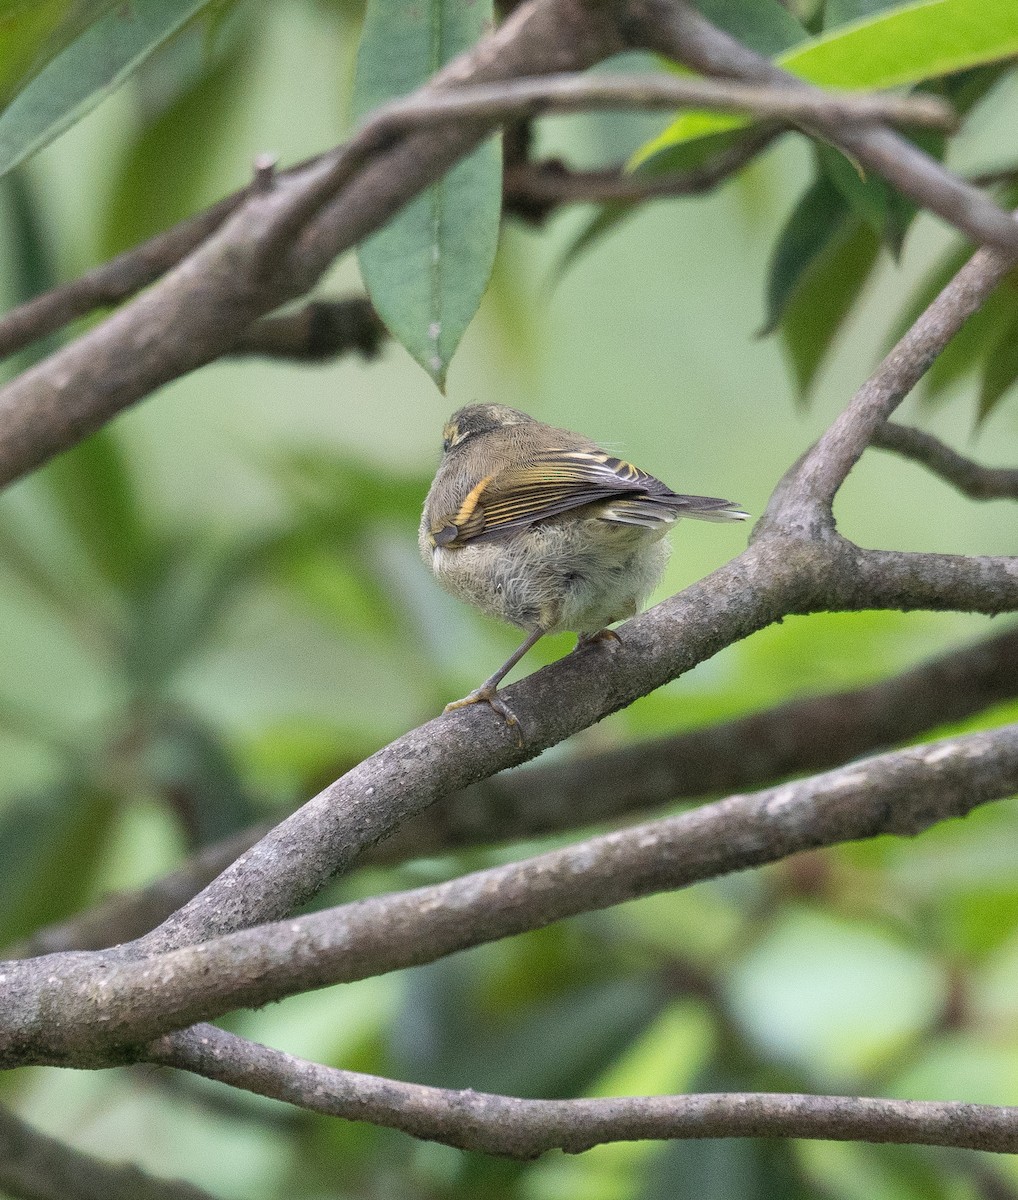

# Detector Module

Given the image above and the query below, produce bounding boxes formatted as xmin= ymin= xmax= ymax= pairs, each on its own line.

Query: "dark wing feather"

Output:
xmin=433 ymin=449 xmax=734 ymax=547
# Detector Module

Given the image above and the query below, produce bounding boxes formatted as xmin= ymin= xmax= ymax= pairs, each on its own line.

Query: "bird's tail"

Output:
xmin=603 ymin=494 xmax=748 ymax=527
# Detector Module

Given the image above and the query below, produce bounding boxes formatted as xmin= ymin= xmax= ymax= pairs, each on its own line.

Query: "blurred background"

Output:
xmin=1 ymin=1 xmax=1018 ymax=1197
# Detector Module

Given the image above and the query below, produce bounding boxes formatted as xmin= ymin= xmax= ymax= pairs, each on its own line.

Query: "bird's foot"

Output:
xmin=444 ymin=687 xmax=523 ymax=746
xmin=575 ymin=628 xmax=622 ymax=650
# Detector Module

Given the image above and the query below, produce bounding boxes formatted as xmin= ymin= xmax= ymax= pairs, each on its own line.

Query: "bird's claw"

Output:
xmin=444 ymin=687 xmax=524 ymax=746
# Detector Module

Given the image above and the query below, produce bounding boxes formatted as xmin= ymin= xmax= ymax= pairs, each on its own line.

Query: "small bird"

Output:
xmin=420 ymin=403 xmax=747 ymax=737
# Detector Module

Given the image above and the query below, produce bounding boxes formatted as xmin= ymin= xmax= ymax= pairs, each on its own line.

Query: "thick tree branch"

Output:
xmin=623 ymin=0 xmax=1018 ymax=255
xmin=0 ymin=1103 xmax=218 ymax=1200
xmin=0 ymin=0 xmax=627 ymax=489
xmin=9 ymin=56 xmax=940 ymax=364
xmin=874 ymin=422 xmax=1018 ymax=501
xmin=1 ymin=724 xmax=1016 ymax=1066
xmin=0 ymin=10 xmax=983 ymax=488
xmin=14 ymin=621 xmax=1018 ymax=957
xmin=154 ymin=1024 xmax=1018 ymax=1157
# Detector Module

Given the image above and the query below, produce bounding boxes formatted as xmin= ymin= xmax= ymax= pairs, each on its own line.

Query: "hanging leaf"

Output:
xmin=977 ymin=304 xmax=1018 ymax=425
xmin=353 ymin=0 xmax=502 ymax=389
xmin=814 ymin=141 xmax=913 ymax=257
xmin=781 ymin=217 xmax=881 ymax=399
xmin=0 ymin=0 xmax=218 ymax=180
xmin=760 ymin=172 xmax=853 ymax=337
xmin=44 ymin=429 xmax=156 ymax=594
xmin=0 ymin=1 xmax=120 ymax=109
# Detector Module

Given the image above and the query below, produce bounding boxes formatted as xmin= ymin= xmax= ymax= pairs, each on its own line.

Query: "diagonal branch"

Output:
xmin=0 ymin=0 xmax=626 ymax=490
xmin=13 ymin=620 xmax=1018 ymax=957
xmin=2 ymin=723 xmax=1017 ymax=1066
xmin=155 ymin=1023 xmax=1018 ymax=1157
xmin=874 ymin=422 xmax=1018 ymax=501
xmin=762 ymin=236 xmax=1016 ymax=536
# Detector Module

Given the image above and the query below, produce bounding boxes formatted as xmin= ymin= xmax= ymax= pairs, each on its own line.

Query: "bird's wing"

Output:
xmin=430 ymin=449 xmax=708 ymax=547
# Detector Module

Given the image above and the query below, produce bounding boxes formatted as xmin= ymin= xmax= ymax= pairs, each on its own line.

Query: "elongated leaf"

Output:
xmin=353 ymin=0 xmax=501 ymax=389
xmin=781 ymin=217 xmax=881 ymax=399
xmin=978 ymin=304 xmax=1018 ymax=424
xmin=696 ymin=0 xmax=808 ymax=56
xmin=0 ymin=782 xmax=117 ymax=949
xmin=760 ymin=172 xmax=852 ymax=337
xmin=815 ymin=142 xmax=915 ymax=256
xmin=0 ymin=0 xmax=217 ymax=180
xmin=635 ymin=0 xmax=1018 ymax=167
xmin=0 ymin=0 xmax=120 ymax=108
xmin=44 ymin=429 xmax=156 ymax=594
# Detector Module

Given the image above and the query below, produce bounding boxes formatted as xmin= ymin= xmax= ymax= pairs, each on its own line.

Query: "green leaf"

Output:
xmin=781 ymin=217 xmax=881 ymax=399
xmin=696 ymin=0 xmax=808 ymax=56
xmin=978 ymin=303 xmax=1018 ymax=424
xmin=353 ymin=0 xmax=502 ymax=389
xmin=815 ymin=141 xmax=913 ymax=256
xmin=142 ymin=714 xmax=259 ymax=847
xmin=635 ymin=0 xmax=1018 ymax=167
xmin=44 ymin=429 xmax=155 ymax=594
xmin=100 ymin=15 xmax=254 ymax=258
xmin=0 ymin=0 xmax=121 ymax=108
xmin=760 ymin=172 xmax=852 ymax=337
xmin=0 ymin=782 xmax=117 ymax=949
xmin=0 ymin=0 xmax=218 ymax=180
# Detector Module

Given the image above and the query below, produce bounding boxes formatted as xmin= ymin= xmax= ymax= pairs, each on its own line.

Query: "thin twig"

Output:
xmin=873 ymin=422 xmax=1018 ymax=500
xmin=228 ymin=298 xmax=387 ymax=362
xmin=366 ymin=70 xmax=957 ymax=131
xmin=504 ymin=124 xmax=782 ymax=222
xmin=625 ymin=0 xmax=1018 ymax=255
xmin=155 ymin=1023 xmax=1018 ymax=1157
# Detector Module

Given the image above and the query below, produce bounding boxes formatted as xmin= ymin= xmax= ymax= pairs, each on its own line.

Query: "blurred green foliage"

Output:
xmin=0 ymin=0 xmax=1017 ymax=1197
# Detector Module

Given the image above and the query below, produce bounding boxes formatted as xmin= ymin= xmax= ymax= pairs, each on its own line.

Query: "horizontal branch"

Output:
xmin=155 ymin=1024 xmax=1018 ymax=1156
xmin=874 ymin=421 xmax=1018 ymax=501
xmin=363 ymin=70 xmax=956 ymax=132
xmin=3 ymin=723 xmax=1016 ymax=1066
xmin=0 ymin=1102 xmax=217 ymax=1200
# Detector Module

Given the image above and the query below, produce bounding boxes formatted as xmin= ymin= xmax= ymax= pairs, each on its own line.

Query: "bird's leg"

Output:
xmin=443 ymin=627 xmax=546 ymax=743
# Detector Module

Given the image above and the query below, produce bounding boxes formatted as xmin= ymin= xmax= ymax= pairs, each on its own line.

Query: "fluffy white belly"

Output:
xmin=425 ymin=521 xmax=671 ymax=634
